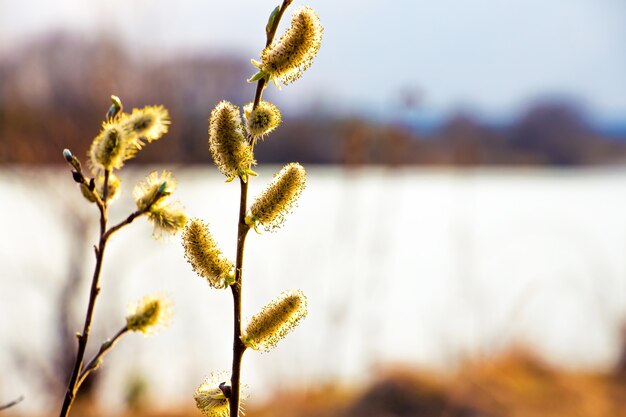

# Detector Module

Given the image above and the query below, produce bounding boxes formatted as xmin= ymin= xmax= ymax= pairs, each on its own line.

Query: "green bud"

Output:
xmin=107 ymin=95 xmax=123 ymax=121
xmin=266 ymin=5 xmax=281 ymax=35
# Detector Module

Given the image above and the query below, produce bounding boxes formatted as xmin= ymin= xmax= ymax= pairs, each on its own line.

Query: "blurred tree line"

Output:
xmin=1 ymin=33 xmax=626 ymax=167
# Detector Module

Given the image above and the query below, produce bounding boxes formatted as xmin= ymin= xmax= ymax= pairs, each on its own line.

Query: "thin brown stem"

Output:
xmin=77 ymin=326 xmax=129 ymax=388
xmin=59 ymin=171 xmax=159 ymax=417
xmin=251 ymin=0 xmax=292 ymax=111
xmin=266 ymin=0 xmax=292 ymax=47
xmin=228 ymin=177 xmax=250 ymax=417
xmin=252 ymin=79 xmax=267 ymax=110
xmin=0 ymin=396 xmax=23 ymax=412
xmin=59 ymin=170 xmax=111 ymax=417
xmin=104 ymin=209 xmax=148 ymax=240
xmin=228 ymin=2 xmax=292 ymax=416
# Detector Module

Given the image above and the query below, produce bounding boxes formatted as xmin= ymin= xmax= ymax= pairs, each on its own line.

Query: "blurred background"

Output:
xmin=1 ymin=0 xmax=626 ymax=416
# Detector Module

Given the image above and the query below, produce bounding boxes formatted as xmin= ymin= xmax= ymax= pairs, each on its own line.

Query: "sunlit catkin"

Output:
xmin=133 ymin=170 xmax=176 ymax=211
xmin=147 ymin=202 xmax=188 ymax=239
xmin=208 ymin=101 xmax=256 ymax=182
xmin=183 ymin=219 xmax=235 ymax=289
xmin=126 ymin=295 xmax=172 ymax=335
xmin=122 ymin=105 xmax=170 ymax=142
xmin=134 ymin=171 xmax=187 ymax=238
xmin=194 ymin=372 xmax=233 ymax=417
xmin=89 ymin=121 xmax=137 ymax=171
xmin=246 ymin=162 xmax=306 ymax=231
xmin=242 ymin=290 xmax=307 ymax=352
xmin=243 ymin=100 xmax=281 ymax=141
xmin=253 ymin=6 xmax=322 ymax=86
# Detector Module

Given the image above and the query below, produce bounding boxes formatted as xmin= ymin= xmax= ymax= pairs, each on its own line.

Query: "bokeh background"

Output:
xmin=1 ymin=0 xmax=626 ymax=416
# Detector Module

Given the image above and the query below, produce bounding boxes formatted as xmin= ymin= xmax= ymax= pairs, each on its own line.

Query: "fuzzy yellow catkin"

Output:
xmin=256 ymin=6 xmax=323 ymax=85
xmin=126 ymin=295 xmax=172 ymax=335
xmin=194 ymin=372 xmax=238 ymax=417
xmin=247 ymin=162 xmax=306 ymax=231
xmin=208 ymin=101 xmax=256 ymax=182
xmin=121 ymin=105 xmax=170 ymax=142
xmin=241 ymin=290 xmax=307 ymax=352
xmin=182 ymin=219 xmax=235 ymax=289
xmin=133 ymin=170 xmax=176 ymax=211
xmin=147 ymin=202 xmax=188 ymax=239
xmin=133 ymin=171 xmax=187 ymax=238
xmin=243 ymin=100 xmax=281 ymax=141
xmin=89 ymin=120 xmax=136 ymax=171
xmin=89 ymin=105 xmax=170 ymax=172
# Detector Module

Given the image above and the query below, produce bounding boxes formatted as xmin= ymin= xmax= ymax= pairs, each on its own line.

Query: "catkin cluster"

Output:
xmin=89 ymin=105 xmax=170 ymax=172
xmin=133 ymin=171 xmax=188 ymax=238
xmin=59 ymin=96 xmax=185 ymax=417
xmin=208 ymin=101 xmax=256 ymax=182
xmin=186 ymin=3 xmax=323 ymax=417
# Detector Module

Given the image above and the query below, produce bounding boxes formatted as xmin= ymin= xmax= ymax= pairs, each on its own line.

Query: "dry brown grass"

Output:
xmin=242 ymin=350 xmax=626 ymax=417
xmin=6 ymin=350 xmax=625 ymax=417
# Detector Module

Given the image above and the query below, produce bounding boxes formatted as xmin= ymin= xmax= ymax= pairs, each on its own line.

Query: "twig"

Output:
xmin=58 ymin=170 xmax=160 ymax=417
xmin=77 ymin=326 xmax=129 ymax=388
xmin=58 ymin=170 xmax=112 ymax=417
xmin=0 ymin=396 xmax=23 ymax=411
xmin=228 ymin=2 xmax=293 ymax=416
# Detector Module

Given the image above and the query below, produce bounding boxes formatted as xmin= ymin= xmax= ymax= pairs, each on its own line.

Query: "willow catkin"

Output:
xmin=247 ymin=163 xmax=306 ymax=231
xmin=182 ymin=218 xmax=235 ymax=289
xmin=208 ymin=101 xmax=256 ymax=182
xmin=255 ymin=6 xmax=323 ymax=86
xmin=243 ymin=100 xmax=281 ymax=141
xmin=126 ymin=295 xmax=172 ymax=335
xmin=241 ymin=290 xmax=307 ymax=352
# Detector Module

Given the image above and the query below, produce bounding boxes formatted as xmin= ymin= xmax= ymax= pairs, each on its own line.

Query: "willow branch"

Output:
xmin=104 ymin=209 xmax=148 ymax=240
xmin=252 ymin=0 xmax=293 ymax=110
xmin=59 ymin=169 xmax=111 ymax=417
xmin=59 ymin=172 xmax=160 ymax=417
xmin=228 ymin=177 xmax=250 ymax=417
xmin=0 ymin=396 xmax=23 ymax=412
xmin=228 ymin=2 xmax=293 ymax=416
xmin=77 ymin=326 xmax=129 ymax=388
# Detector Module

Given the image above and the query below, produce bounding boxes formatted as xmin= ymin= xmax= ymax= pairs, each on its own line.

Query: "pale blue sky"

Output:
xmin=1 ymin=0 xmax=625 ymax=121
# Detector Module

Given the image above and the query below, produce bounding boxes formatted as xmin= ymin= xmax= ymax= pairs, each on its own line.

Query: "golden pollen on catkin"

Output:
xmin=247 ymin=162 xmax=306 ymax=231
xmin=147 ymin=202 xmax=188 ymax=239
xmin=208 ymin=101 xmax=255 ymax=181
xmin=133 ymin=171 xmax=187 ymax=239
xmin=182 ymin=219 xmax=235 ymax=289
xmin=242 ymin=290 xmax=307 ymax=352
xmin=259 ymin=6 xmax=323 ymax=85
xmin=243 ymin=100 xmax=281 ymax=141
xmin=126 ymin=295 xmax=172 ymax=335
xmin=133 ymin=170 xmax=176 ymax=211
xmin=194 ymin=372 xmax=235 ymax=417
xmin=89 ymin=120 xmax=137 ymax=171
xmin=121 ymin=105 xmax=170 ymax=142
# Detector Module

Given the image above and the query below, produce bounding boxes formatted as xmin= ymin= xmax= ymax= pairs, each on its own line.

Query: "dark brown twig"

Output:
xmin=228 ymin=2 xmax=293 ymax=416
xmin=0 ymin=396 xmax=24 ymax=411
xmin=58 ymin=169 xmax=111 ymax=417
xmin=59 ymin=169 xmax=161 ymax=417
xmin=77 ymin=326 xmax=129 ymax=388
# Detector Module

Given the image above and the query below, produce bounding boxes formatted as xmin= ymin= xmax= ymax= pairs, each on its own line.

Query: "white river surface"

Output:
xmin=1 ymin=166 xmax=626 ymax=411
